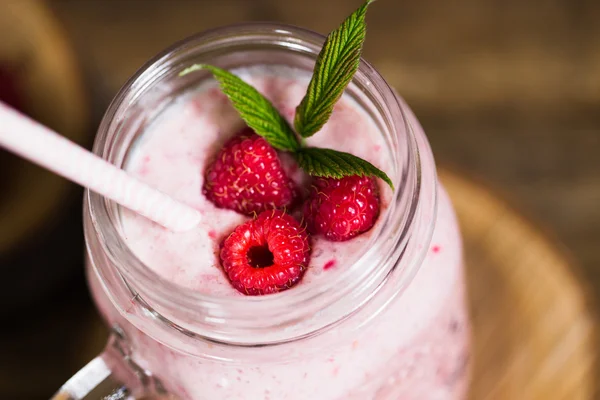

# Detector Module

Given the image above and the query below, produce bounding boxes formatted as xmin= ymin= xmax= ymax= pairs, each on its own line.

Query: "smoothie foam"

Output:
xmin=121 ymin=66 xmax=394 ymax=296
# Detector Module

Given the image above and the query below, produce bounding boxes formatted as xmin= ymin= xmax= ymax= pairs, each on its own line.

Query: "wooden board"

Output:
xmin=440 ymin=170 xmax=598 ymax=399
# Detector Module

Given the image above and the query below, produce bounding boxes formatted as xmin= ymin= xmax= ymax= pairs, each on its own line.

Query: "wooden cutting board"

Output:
xmin=440 ymin=170 xmax=597 ymax=400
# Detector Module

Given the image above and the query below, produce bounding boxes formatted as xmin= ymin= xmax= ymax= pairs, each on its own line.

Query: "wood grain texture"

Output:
xmin=441 ymin=170 xmax=597 ymax=399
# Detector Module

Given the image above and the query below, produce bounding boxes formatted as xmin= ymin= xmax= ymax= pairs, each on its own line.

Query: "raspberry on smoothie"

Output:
xmin=122 ymin=66 xmax=393 ymax=296
xmin=303 ymin=175 xmax=380 ymax=241
xmin=203 ymin=128 xmax=297 ymax=216
xmin=220 ymin=210 xmax=310 ymax=295
xmin=173 ymin=1 xmax=393 ymax=297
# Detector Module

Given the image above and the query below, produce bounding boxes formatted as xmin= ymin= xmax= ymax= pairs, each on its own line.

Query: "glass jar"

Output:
xmin=53 ymin=23 xmax=470 ymax=400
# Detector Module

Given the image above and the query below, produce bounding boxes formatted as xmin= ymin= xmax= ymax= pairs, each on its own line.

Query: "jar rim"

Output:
xmin=85 ymin=22 xmax=427 ymax=345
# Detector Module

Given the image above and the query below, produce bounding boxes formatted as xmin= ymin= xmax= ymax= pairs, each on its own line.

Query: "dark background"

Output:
xmin=0 ymin=0 xmax=599 ymax=399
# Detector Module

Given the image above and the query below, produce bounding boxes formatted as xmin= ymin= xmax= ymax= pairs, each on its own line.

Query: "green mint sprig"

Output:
xmin=296 ymin=147 xmax=393 ymax=188
xmin=179 ymin=65 xmax=299 ymax=152
xmin=179 ymin=0 xmax=393 ymax=190
xmin=294 ymin=0 xmax=374 ymax=138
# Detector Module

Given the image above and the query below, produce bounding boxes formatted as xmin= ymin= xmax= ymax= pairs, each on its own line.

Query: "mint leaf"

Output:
xmin=180 ymin=64 xmax=300 ymax=151
xmin=179 ymin=3 xmax=394 ymax=191
xmin=295 ymin=147 xmax=393 ymax=189
xmin=294 ymin=0 xmax=374 ymax=138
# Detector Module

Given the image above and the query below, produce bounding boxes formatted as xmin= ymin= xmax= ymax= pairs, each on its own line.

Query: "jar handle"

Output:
xmin=51 ymin=328 xmax=168 ymax=400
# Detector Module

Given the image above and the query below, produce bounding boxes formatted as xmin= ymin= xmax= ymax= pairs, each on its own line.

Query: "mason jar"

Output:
xmin=52 ymin=23 xmax=471 ymax=400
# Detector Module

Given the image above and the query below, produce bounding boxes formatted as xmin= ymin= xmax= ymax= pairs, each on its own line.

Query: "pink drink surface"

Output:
xmin=94 ymin=66 xmax=470 ymax=399
xmin=122 ymin=66 xmax=395 ymax=294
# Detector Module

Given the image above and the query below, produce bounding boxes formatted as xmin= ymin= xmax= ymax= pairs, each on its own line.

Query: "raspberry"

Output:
xmin=303 ymin=175 xmax=380 ymax=241
xmin=220 ymin=210 xmax=311 ymax=295
xmin=203 ymin=128 xmax=296 ymax=215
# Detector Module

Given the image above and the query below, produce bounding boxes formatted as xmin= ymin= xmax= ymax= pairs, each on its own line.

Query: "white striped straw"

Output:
xmin=0 ymin=101 xmax=201 ymax=232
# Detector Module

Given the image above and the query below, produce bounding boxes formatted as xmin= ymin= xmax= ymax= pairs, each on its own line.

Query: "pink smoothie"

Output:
xmin=91 ymin=66 xmax=470 ymax=399
xmin=121 ymin=66 xmax=395 ymax=295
